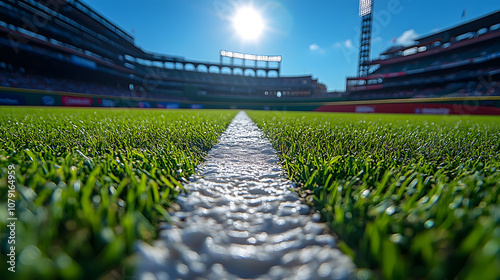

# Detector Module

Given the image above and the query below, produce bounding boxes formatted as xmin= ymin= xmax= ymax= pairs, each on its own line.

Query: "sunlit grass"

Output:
xmin=248 ymin=111 xmax=500 ymax=280
xmin=0 ymin=107 xmax=236 ymax=279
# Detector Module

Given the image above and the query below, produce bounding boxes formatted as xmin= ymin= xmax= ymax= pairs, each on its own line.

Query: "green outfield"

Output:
xmin=1 ymin=108 xmax=499 ymax=280
xmin=247 ymin=111 xmax=500 ymax=280
xmin=0 ymin=107 xmax=236 ymax=279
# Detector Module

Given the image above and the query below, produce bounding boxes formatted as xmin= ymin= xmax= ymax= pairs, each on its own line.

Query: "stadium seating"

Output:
xmin=0 ymin=68 xmax=190 ymax=101
xmin=0 ymin=0 xmax=326 ymax=104
xmin=347 ymin=11 xmax=500 ymax=101
xmin=0 ymin=0 xmax=498 ymax=107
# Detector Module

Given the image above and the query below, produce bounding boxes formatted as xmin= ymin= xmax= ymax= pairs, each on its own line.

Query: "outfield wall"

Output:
xmin=1 ymin=86 xmax=500 ymax=115
xmin=313 ymin=100 xmax=500 ymax=115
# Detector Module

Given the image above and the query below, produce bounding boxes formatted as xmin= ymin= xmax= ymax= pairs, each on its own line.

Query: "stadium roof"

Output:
xmin=416 ymin=9 xmax=500 ymax=44
xmin=66 ymin=0 xmax=135 ymax=43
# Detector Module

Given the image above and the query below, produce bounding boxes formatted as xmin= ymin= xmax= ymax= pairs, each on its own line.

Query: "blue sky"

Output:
xmin=84 ymin=0 xmax=500 ymax=91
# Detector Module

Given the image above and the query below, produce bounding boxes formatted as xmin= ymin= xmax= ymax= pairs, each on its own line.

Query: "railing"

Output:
xmin=66 ymin=0 xmax=134 ymax=44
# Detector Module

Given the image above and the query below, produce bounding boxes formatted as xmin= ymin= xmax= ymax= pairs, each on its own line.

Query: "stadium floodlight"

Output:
xmin=267 ymin=56 xmax=282 ymax=62
xmin=220 ymin=50 xmax=282 ymax=62
xmin=359 ymin=0 xmax=372 ymax=17
xmin=244 ymin=54 xmax=257 ymax=60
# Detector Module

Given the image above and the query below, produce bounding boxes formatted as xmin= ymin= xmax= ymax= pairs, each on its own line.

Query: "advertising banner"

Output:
xmin=99 ymin=99 xmax=115 ymax=107
xmin=61 ymin=96 xmax=93 ymax=106
xmin=190 ymin=104 xmax=204 ymax=109
xmin=42 ymin=95 xmax=56 ymax=106
xmin=157 ymin=102 xmax=180 ymax=109
xmin=315 ymin=102 xmax=500 ymax=115
xmin=138 ymin=102 xmax=152 ymax=108
xmin=0 ymin=94 xmax=25 ymax=105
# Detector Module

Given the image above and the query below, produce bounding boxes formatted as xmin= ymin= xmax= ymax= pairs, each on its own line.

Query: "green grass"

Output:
xmin=0 ymin=107 xmax=236 ymax=279
xmin=248 ymin=111 xmax=500 ymax=280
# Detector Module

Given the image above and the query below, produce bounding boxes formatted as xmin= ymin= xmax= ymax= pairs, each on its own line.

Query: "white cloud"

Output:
xmin=373 ymin=36 xmax=382 ymax=43
xmin=333 ymin=42 xmax=341 ymax=48
xmin=309 ymin=43 xmax=320 ymax=51
xmin=344 ymin=39 xmax=353 ymax=49
xmin=397 ymin=29 xmax=418 ymax=46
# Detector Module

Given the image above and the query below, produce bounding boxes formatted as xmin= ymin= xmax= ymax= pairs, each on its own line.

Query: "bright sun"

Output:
xmin=233 ymin=7 xmax=264 ymax=41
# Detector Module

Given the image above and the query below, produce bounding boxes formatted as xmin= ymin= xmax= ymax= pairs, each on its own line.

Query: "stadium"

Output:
xmin=1 ymin=1 xmax=500 ymax=280
xmin=0 ymin=0 xmax=499 ymax=113
xmin=0 ymin=0 xmax=328 ymax=110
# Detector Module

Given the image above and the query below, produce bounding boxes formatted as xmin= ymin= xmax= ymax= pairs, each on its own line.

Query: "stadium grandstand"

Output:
xmin=0 ymin=0 xmax=499 ymax=114
xmin=338 ymin=10 xmax=500 ymax=113
xmin=0 ymin=0 xmax=328 ymax=110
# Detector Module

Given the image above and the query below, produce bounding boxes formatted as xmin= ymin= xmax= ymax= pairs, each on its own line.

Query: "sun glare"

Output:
xmin=233 ymin=6 xmax=264 ymax=41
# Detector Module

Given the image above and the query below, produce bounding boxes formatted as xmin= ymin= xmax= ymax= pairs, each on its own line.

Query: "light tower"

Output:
xmin=358 ymin=0 xmax=373 ymax=77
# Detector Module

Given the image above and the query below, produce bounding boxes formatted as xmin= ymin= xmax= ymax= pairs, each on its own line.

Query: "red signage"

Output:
xmin=61 ymin=96 xmax=92 ymax=106
xmin=314 ymin=103 xmax=500 ymax=115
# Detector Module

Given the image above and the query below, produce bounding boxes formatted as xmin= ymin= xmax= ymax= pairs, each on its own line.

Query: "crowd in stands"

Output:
xmin=0 ymin=65 xmax=318 ymax=101
xmin=372 ymin=39 xmax=500 ymax=76
xmin=444 ymin=81 xmax=500 ymax=97
xmin=0 ymin=70 xmax=124 ymax=95
xmin=1 ymin=68 xmax=498 ymax=103
xmin=135 ymin=64 xmax=314 ymax=88
xmin=0 ymin=69 xmax=187 ymax=101
xmin=348 ymin=81 xmax=500 ymax=100
xmin=348 ymin=90 xmax=414 ymax=100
